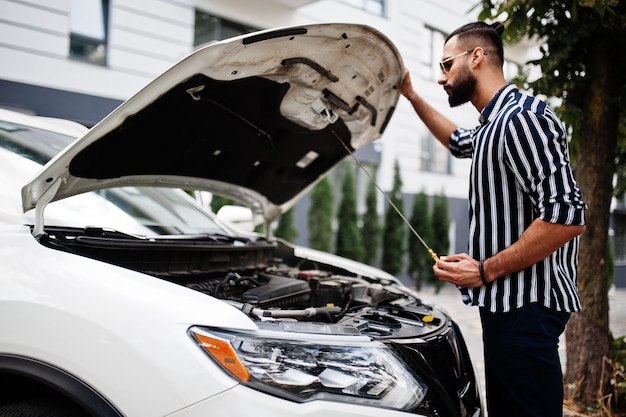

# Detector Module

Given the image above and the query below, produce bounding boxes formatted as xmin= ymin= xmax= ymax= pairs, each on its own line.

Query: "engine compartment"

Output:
xmin=39 ymin=226 xmax=448 ymax=339
xmin=36 ymin=225 xmax=482 ymax=415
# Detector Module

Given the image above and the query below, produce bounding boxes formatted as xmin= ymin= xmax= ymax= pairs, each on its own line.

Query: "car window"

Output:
xmin=0 ymin=121 xmax=73 ymax=164
xmin=0 ymin=120 xmax=229 ymax=237
xmin=95 ymin=187 xmax=227 ymax=235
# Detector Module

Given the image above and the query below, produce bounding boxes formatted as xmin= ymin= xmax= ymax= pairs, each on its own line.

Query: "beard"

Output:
xmin=446 ymin=65 xmax=476 ymax=107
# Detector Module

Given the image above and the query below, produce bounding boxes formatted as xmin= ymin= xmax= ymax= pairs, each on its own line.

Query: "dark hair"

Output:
xmin=446 ymin=22 xmax=504 ymax=66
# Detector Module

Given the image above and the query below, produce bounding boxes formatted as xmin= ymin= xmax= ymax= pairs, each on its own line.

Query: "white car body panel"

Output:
xmin=292 ymin=243 xmax=400 ymax=282
xmin=168 ymin=385 xmax=421 ymax=417
xmin=0 ymin=222 xmax=257 ymax=415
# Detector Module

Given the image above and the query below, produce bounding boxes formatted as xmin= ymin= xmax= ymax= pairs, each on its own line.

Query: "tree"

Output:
xmin=431 ymin=192 xmax=450 ymax=293
xmin=308 ymin=176 xmax=334 ymax=252
xmin=382 ymin=160 xmax=406 ymax=275
xmin=335 ymin=162 xmax=365 ymax=261
xmin=274 ymin=208 xmax=298 ymax=242
xmin=362 ymin=166 xmax=381 ymax=267
xmin=210 ymin=194 xmax=235 ymax=213
xmin=479 ymin=0 xmax=626 ymax=407
xmin=407 ymin=191 xmax=433 ymax=290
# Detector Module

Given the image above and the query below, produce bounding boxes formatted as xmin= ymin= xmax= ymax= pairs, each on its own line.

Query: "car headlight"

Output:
xmin=189 ymin=326 xmax=427 ymax=411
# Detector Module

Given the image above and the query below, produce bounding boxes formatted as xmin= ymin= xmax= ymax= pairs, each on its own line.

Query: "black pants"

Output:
xmin=480 ymin=304 xmax=570 ymax=417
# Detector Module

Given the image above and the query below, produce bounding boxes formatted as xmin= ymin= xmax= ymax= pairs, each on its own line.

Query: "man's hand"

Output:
xmin=399 ymin=68 xmax=455 ymax=148
xmin=433 ymin=253 xmax=484 ymax=288
xmin=400 ymin=69 xmax=414 ymax=99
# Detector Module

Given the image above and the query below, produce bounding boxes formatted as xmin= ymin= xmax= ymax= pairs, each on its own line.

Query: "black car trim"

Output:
xmin=380 ymin=105 xmax=395 ymax=134
xmin=281 ymin=57 xmax=339 ymax=82
xmin=0 ymin=354 xmax=123 ymax=417
xmin=356 ymin=95 xmax=377 ymax=126
xmin=243 ymin=27 xmax=308 ymax=45
xmin=322 ymin=89 xmax=359 ymax=114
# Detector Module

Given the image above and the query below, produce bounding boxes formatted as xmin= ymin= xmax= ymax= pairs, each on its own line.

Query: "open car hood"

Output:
xmin=22 ymin=23 xmax=403 ymax=230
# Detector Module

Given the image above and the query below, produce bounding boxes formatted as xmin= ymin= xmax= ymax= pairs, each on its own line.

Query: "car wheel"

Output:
xmin=0 ymin=398 xmax=86 ymax=417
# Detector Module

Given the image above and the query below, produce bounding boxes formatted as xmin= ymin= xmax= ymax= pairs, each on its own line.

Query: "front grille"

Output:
xmin=388 ymin=322 xmax=482 ymax=416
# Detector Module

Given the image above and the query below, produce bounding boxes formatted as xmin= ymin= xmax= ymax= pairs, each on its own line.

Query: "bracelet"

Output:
xmin=479 ymin=260 xmax=489 ymax=286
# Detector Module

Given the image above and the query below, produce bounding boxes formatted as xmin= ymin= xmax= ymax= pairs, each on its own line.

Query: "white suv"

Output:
xmin=0 ymin=24 xmax=481 ymax=417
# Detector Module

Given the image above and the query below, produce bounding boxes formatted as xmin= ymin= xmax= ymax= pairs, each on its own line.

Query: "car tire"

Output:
xmin=0 ymin=398 xmax=86 ymax=417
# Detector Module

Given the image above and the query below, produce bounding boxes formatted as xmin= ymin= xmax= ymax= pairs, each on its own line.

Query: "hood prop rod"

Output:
xmin=187 ymin=85 xmax=274 ymax=146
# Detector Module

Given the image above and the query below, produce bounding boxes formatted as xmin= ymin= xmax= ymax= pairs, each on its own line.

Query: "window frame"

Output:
xmin=69 ymin=0 xmax=110 ymax=66
xmin=194 ymin=10 xmax=258 ymax=47
xmin=420 ymin=132 xmax=451 ymax=175
xmin=339 ymin=0 xmax=386 ymax=17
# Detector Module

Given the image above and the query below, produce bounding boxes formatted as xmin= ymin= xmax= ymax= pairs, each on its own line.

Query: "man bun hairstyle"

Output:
xmin=446 ymin=21 xmax=505 ymax=67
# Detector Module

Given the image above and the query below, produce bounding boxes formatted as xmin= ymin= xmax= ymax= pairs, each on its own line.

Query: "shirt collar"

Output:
xmin=479 ymin=84 xmax=516 ymax=126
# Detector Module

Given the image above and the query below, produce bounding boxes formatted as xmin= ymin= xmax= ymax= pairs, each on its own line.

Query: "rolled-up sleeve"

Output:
xmin=450 ymin=127 xmax=477 ymax=159
xmin=504 ymin=107 xmax=586 ymax=226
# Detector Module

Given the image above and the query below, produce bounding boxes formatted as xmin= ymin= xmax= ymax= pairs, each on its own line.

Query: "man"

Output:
xmin=401 ymin=22 xmax=586 ymax=416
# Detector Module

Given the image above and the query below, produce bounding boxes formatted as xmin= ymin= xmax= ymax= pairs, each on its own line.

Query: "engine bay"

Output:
xmin=39 ymin=226 xmax=448 ymax=339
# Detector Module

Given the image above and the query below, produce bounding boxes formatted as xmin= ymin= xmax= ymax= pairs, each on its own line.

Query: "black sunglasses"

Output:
xmin=439 ymin=48 xmax=488 ymax=74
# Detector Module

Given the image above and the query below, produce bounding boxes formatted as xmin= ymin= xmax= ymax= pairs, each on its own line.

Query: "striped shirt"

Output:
xmin=449 ymin=84 xmax=586 ymax=313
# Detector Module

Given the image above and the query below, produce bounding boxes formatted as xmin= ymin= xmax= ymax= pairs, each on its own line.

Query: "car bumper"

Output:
xmin=166 ymin=384 xmax=427 ymax=417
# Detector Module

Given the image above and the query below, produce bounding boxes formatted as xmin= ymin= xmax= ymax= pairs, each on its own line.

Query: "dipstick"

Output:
xmin=332 ymin=131 xmax=440 ymax=264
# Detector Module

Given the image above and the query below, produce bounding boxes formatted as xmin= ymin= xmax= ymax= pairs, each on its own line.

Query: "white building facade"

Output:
xmin=0 ymin=0 xmax=534 ymax=259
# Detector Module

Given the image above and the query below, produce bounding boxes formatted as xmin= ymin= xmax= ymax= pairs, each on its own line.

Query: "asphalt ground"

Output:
xmin=414 ymin=283 xmax=626 ymax=415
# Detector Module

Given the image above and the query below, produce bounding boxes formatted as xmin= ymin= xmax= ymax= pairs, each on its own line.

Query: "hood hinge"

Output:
xmin=32 ymin=177 xmax=63 ymax=239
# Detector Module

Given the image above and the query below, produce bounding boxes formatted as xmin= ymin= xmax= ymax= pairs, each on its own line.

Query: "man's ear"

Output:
xmin=471 ymin=47 xmax=488 ymax=68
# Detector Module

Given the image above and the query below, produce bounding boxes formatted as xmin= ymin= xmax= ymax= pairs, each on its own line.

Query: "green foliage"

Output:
xmin=407 ymin=191 xmax=434 ymax=290
xmin=431 ymin=192 xmax=450 ymax=292
xmin=210 ymin=194 xmax=236 ymax=214
xmin=477 ymin=0 xmax=626 ymax=159
xmin=308 ymin=176 xmax=334 ymax=252
xmin=361 ymin=166 xmax=381 ymax=266
xmin=274 ymin=208 xmax=298 ymax=242
xmin=608 ymin=235 xmax=615 ymax=288
xmin=335 ymin=162 xmax=365 ymax=261
xmin=432 ymin=192 xmax=450 ymax=255
xmin=382 ymin=161 xmax=406 ymax=275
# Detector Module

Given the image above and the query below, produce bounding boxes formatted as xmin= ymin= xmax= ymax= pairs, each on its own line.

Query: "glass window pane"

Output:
xmin=194 ymin=10 xmax=257 ymax=46
xmin=221 ymin=21 xmax=253 ymax=40
xmin=69 ymin=38 xmax=106 ymax=65
xmin=194 ymin=11 xmax=220 ymax=46
xmin=613 ymin=213 xmax=626 ymax=261
xmin=69 ymin=0 xmax=107 ymax=65
xmin=431 ymin=30 xmax=445 ymax=78
xmin=364 ymin=0 xmax=384 ymax=15
xmin=421 ymin=133 xmax=450 ymax=174
xmin=70 ymin=0 xmax=105 ymax=40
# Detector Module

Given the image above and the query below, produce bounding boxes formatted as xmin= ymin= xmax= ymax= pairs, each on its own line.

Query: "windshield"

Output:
xmin=0 ymin=119 xmax=229 ymax=237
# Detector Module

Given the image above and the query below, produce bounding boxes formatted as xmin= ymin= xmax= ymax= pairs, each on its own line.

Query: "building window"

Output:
xmin=69 ymin=0 xmax=108 ymax=65
xmin=424 ymin=26 xmax=522 ymax=81
xmin=424 ymin=27 xmax=446 ymax=80
xmin=194 ymin=10 xmax=258 ymax=46
xmin=421 ymin=133 xmax=450 ymax=174
xmin=340 ymin=0 xmax=386 ymax=16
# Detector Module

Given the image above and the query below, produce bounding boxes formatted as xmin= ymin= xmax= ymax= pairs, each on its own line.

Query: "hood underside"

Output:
xmin=22 ymin=23 xmax=403 ymax=225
